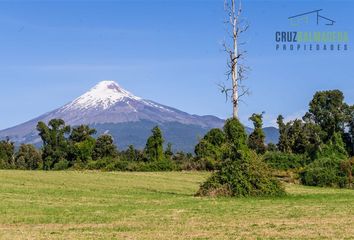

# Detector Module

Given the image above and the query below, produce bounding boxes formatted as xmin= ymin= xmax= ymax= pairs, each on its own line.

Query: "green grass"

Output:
xmin=0 ymin=170 xmax=353 ymax=239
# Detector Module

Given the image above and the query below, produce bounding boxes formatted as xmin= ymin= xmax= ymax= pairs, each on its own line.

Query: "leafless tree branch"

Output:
xmin=219 ymin=0 xmax=249 ymax=119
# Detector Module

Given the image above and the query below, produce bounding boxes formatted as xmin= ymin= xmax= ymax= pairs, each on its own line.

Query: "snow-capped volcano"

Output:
xmin=50 ymin=80 xmax=206 ymax=126
xmin=0 ymin=80 xmax=224 ymax=151
xmin=64 ymin=80 xmax=142 ymax=110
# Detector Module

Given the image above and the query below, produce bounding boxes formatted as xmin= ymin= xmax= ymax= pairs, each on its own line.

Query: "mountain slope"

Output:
xmin=0 ymin=80 xmax=279 ymax=152
xmin=0 ymin=81 xmax=224 ymax=151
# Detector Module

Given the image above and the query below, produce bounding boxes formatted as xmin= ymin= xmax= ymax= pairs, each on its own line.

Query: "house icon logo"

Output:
xmin=288 ymin=9 xmax=335 ymax=26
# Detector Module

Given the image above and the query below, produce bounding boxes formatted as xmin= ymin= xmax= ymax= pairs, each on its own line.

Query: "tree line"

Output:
xmin=196 ymin=89 xmax=354 ymax=193
xmin=0 ymin=119 xmax=197 ymax=171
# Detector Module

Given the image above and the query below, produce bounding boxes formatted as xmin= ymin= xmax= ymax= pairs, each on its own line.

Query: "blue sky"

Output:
xmin=0 ymin=0 xmax=353 ymax=130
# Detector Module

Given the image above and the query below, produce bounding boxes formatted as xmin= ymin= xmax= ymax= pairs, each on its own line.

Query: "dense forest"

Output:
xmin=0 ymin=89 xmax=353 ymax=190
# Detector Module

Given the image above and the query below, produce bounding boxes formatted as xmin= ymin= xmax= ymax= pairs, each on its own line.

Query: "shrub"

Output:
xmin=87 ymin=157 xmax=176 ymax=172
xmin=0 ymin=138 xmax=15 ymax=169
xmin=197 ymin=152 xmax=285 ymax=197
xmin=300 ymin=131 xmax=353 ymax=188
xmin=53 ymin=159 xmax=70 ymax=170
xmin=197 ymin=118 xmax=285 ymax=197
xmin=105 ymin=159 xmax=133 ymax=171
xmin=134 ymin=159 xmax=176 ymax=171
xmin=15 ymin=144 xmax=42 ymax=170
xmin=300 ymin=157 xmax=348 ymax=188
xmin=87 ymin=157 xmax=116 ymax=170
xmin=263 ymin=151 xmax=308 ymax=170
xmin=340 ymin=157 xmax=354 ymax=188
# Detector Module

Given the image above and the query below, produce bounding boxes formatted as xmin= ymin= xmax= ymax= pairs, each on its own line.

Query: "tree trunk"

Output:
xmin=231 ymin=0 xmax=239 ymax=119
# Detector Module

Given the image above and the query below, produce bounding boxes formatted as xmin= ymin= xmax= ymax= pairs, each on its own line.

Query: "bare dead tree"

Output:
xmin=220 ymin=0 xmax=249 ymax=119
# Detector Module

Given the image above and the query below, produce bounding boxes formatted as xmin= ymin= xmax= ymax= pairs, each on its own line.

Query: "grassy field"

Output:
xmin=0 ymin=171 xmax=353 ymax=239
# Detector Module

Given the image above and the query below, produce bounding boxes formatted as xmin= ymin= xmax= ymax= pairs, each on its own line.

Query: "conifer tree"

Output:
xmin=248 ymin=113 xmax=266 ymax=154
xmin=145 ymin=126 xmax=164 ymax=162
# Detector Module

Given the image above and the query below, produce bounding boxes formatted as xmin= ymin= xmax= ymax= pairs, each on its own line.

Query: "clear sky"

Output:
xmin=0 ymin=0 xmax=353 ymax=130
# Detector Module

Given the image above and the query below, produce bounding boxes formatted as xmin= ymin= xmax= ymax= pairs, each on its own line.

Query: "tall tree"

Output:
xmin=124 ymin=145 xmax=140 ymax=162
xmin=164 ymin=143 xmax=173 ymax=159
xmin=248 ymin=113 xmax=266 ymax=154
xmin=68 ymin=125 xmax=97 ymax=163
xmin=194 ymin=128 xmax=225 ymax=169
xmin=303 ymin=90 xmax=348 ymax=142
xmin=92 ymin=134 xmax=117 ymax=160
xmin=15 ymin=144 xmax=42 ymax=170
xmin=0 ymin=137 xmax=15 ymax=168
xmin=145 ymin=126 xmax=164 ymax=162
xmin=277 ymin=115 xmax=291 ymax=153
xmin=220 ymin=0 xmax=249 ymax=119
xmin=69 ymin=125 xmax=97 ymax=142
xmin=36 ymin=119 xmax=70 ymax=170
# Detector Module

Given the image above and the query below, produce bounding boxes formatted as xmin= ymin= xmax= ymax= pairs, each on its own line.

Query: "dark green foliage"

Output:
xmin=300 ymin=157 xmax=348 ymax=188
xmin=194 ymin=128 xmax=225 ymax=170
xmin=53 ymin=159 xmax=70 ymax=170
xmin=343 ymin=105 xmax=354 ymax=156
xmin=0 ymin=138 xmax=15 ymax=168
xmin=223 ymin=118 xmax=247 ymax=148
xmin=15 ymin=144 xmax=42 ymax=170
xmin=263 ymin=151 xmax=308 ymax=170
xmin=69 ymin=125 xmax=97 ymax=142
xmin=68 ymin=125 xmax=97 ymax=164
xmin=72 ymin=138 xmax=96 ymax=162
xmin=340 ymin=157 xmax=354 ymax=188
xmin=93 ymin=134 xmax=117 ymax=160
xmin=304 ymin=90 xmax=348 ymax=142
xmin=87 ymin=157 xmax=176 ymax=171
xmin=135 ymin=159 xmax=176 ymax=171
xmin=194 ymin=139 xmax=222 ymax=169
xmin=274 ymin=90 xmax=354 ymax=188
xmin=203 ymin=128 xmax=226 ymax=147
xmin=277 ymin=116 xmax=323 ymax=157
xmin=36 ymin=119 xmax=71 ymax=170
xmin=197 ymin=118 xmax=285 ymax=197
xmin=316 ymin=132 xmax=348 ymax=160
xmin=267 ymin=143 xmax=278 ymax=152
xmin=197 ymin=151 xmax=285 ymax=197
xmin=1 ymin=119 xmax=209 ymax=172
xmin=301 ymin=132 xmax=351 ymax=188
xmin=248 ymin=113 xmax=266 ymax=154
xmin=87 ymin=158 xmax=113 ymax=170
xmin=165 ymin=143 xmax=173 ymax=159
xmin=277 ymin=115 xmax=291 ymax=153
xmin=120 ymin=145 xmax=142 ymax=162
xmin=145 ymin=126 xmax=164 ymax=162
xmin=172 ymin=151 xmax=206 ymax=170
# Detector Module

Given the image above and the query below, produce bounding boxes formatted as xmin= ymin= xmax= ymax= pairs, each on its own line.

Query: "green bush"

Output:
xmin=87 ymin=158 xmax=117 ymax=170
xmin=197 ymin=152 xmax=285 ymax=197
xmin=53 ymin=159 xmax=70 ymax=170
xmin=133 ymin=159 xmax=176 ymax=172
xmin=263 ymin=151 xmax=308 ymax=170
xmin=300 ymin=157 xmax=348 ymax=188
xmin=105 ymin=160 xmax=133 ymax=171
xmin=300 ymin=132 xmax=353 ymax=188
xmin=15 ymin=144 xmax=42 ymax=170
xmin=197 ymin=118 xmax=285 ymax=197
xmin=87 ymin=157 xmax=176 ymax=172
